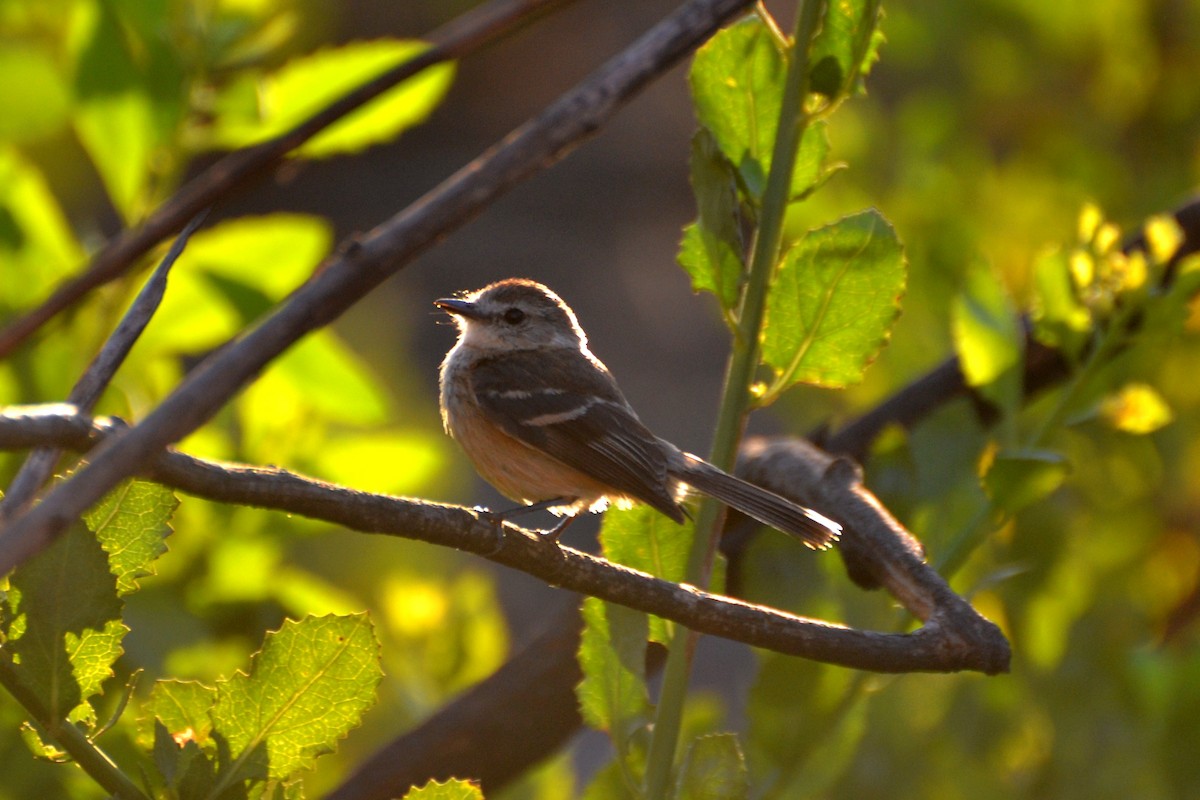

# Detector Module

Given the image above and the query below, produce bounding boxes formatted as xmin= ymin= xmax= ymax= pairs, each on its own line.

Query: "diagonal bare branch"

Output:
xmin=0 ymin=0 xmax=575 ymax=359
xmin=0 ymin=0 xmax=759 ymax=584
xmin=0 ymin=211 xmax=207 ymax=520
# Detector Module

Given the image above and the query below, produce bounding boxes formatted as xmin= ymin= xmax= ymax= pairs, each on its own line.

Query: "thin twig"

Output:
xmin=0 ymin=211 xmax=206 ymax=520
xmin=0 ymin=655 xmax=150 ymax=800
xmin=0 ymin=0 xmax=759 ymax=585
xmin=0 ymin=0 xmax=574 ymax=359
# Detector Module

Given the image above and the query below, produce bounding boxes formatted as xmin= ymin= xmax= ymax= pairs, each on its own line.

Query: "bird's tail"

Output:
xmin=674 ymin=455 xmax=840 ymax=550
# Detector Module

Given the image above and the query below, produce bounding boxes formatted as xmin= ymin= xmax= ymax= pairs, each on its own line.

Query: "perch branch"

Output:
xmin=0 ymin=406 xmax=1007 ymax=675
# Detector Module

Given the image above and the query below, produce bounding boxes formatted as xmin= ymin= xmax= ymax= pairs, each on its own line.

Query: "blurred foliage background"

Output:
xmin=1 ymin=0 xmax=1199 ymax=797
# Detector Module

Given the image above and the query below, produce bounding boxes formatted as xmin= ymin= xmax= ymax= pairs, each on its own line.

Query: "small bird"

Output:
xmin=435 ymin=278 xmax=840 ymax=549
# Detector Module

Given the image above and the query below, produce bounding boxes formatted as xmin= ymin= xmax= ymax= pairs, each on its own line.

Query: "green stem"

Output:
xmin=643 ymin=3 xmax=825 ymax=797
xmin=0 ymin=652 xmax=150 ymax=800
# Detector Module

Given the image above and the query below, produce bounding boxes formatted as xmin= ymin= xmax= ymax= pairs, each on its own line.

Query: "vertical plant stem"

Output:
xmin=643 ymin=2 xmax=825 ymax=796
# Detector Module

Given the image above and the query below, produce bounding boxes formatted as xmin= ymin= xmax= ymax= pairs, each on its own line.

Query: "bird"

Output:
xmin=435 ymin=278 xmax=840 ymax=549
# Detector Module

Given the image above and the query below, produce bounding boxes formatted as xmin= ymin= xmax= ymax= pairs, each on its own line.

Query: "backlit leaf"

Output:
xmin=402 ymin=779 xmax=484 ymax=800
xmin=690 ymin=17 xmax=830 ymax=203
xmin=952 ymin=259 xmax=1023 ymax=416
xmin=211 ymin=40 xmax=455 ymax=158
xmin=1 ymin=523 xmax=124 ymax=725
xmin=808 ymin=0 xmax=884 ymax=99
xmin=761 ymin=208 xmax=905 ymax=392
xmin=576 ymin=597 xmax=651 ymax=734
xmin=599 ymin=506 xmax=691 ymax=644
xmin=211 ymin=614 xmax=381 ymax=783
xmin=84 ymin=478 xmax=178 ymax=596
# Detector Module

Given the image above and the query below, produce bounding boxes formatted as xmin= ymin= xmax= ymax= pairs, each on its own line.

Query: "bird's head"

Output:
xmin=435 ymin=279 xmax=587 ymax=352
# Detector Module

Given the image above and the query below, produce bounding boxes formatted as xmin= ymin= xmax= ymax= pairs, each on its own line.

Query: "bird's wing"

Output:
xmin=468 ymin=349 xmax=684 ymax=520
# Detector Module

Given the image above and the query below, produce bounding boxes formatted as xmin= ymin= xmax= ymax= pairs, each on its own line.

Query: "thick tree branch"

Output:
xmin=0 ymin=406 xmax=1006 ymax=675
xmin=0 ymin=0 xmax=760 ymax=576
xmin=0 ymin=0 xmax=574 ymax=359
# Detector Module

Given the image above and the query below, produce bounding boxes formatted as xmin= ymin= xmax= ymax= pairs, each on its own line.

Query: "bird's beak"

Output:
xmin=434 ymin=297 xmax=485 ymax=320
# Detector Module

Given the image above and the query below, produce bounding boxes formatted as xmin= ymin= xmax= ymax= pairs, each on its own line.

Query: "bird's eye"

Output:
xmin=502 ymin=307 xmax=526 ymax=325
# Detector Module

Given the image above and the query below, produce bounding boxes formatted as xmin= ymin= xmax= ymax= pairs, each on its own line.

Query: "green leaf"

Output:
xmin=761 ymin=208 xmax=906 ymax=393
xmin=981 ymin=447 xmax=1070 ymax=514
xmin=809 ymin=0 xmax=884 ymax=99
xmin=0 ymin=151 xmax=86 ymax=310
xmin=2 ymin=523 xmax=125 ymax=724
xmin=599 ymin=506 xmax=691 ymax=644
xmin=0 ymin=46 xmax=70 ymax=143
xmin=181 ymin=215 xmax=335 ymax=304
xmin=689 ymin=17 xmax=830 ymax=203
xmin=242 ymin=329 xmax=392 ymax=430
xmin=71 ymin=2 xmax=158 ymax=219
xmin=678 ymin=129 xmax=744 ymax=318
xmin=401 ymin=778 xmax=484 ymax=800
xmin=675 ymin=733 xmax=749 ymax=800
xmin=211 ymin=614 xmax=381 ymax=784
xmin=952 ymin=259 xmax=1024 ymax=415
xmin=1031 ymin=246 xmax=1091 ymax=362
xmin=576 ymin=597 xmax=651 ymax=734
xmin=152 ymin=720 xmax=219 ymax=800
xmin=318 ymin=430 xmax=445 ymax=495
xmin=144 ymin=680 xmax=217 ymax=749
xmin=84 ymin=478 xmax=178 ymax=596
xmin=211 ymin=40 xmax=455 ymax=158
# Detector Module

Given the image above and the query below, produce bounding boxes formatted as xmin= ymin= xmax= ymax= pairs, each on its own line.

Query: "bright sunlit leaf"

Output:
xmin=70 ymin=2 xmax=160 ymax=219
xmin=142 ymin=680 xmax=217 ymax=750
xmin=576 ymin=597 xmax=651 ymax=735
xmin=761 ymin=208 xmax=906 ymax=392
xmin=689 ymin=17 xmax=830 ymax=203
xmin=402 ymin=778 xmax=484 ymax=800
xmin=1077 ymin=202 xmax=1103 ymax=243
xmin=951 ymin=259 xmax=1023 ymax=414
xmin=211 ymin=614 xmax=381 ymax=782
xmin=243 ymin=330 xmax=392 ymax=433
xmin=180 ymin=214 xmax=334 ymax=304
xmin=379 ymin=571 xmax=508 ymax=696
xmin=84 ymin=478 xmax=178 ymax=596
xmin=318 ymin=430 xmax=445 ymax=495
xmin=600 ymin=506 xmax=692 ymax=644
xmin=1031 ymin=247 xmax=1091 ymax=361
xmin=808 ymin=0 xmax=885 ymax=99
xmin=0 ymin=46 xmax=70 ymax=143
xmin=211 ymin=40 xmax=455 ymax=158
xmin=1 ymin=523 xmax=125 ymax=726
xmin=0 ymin=151 xmax=86 ymax=308
xmin=1099 ymin=383 xmax=1174 ymax=434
